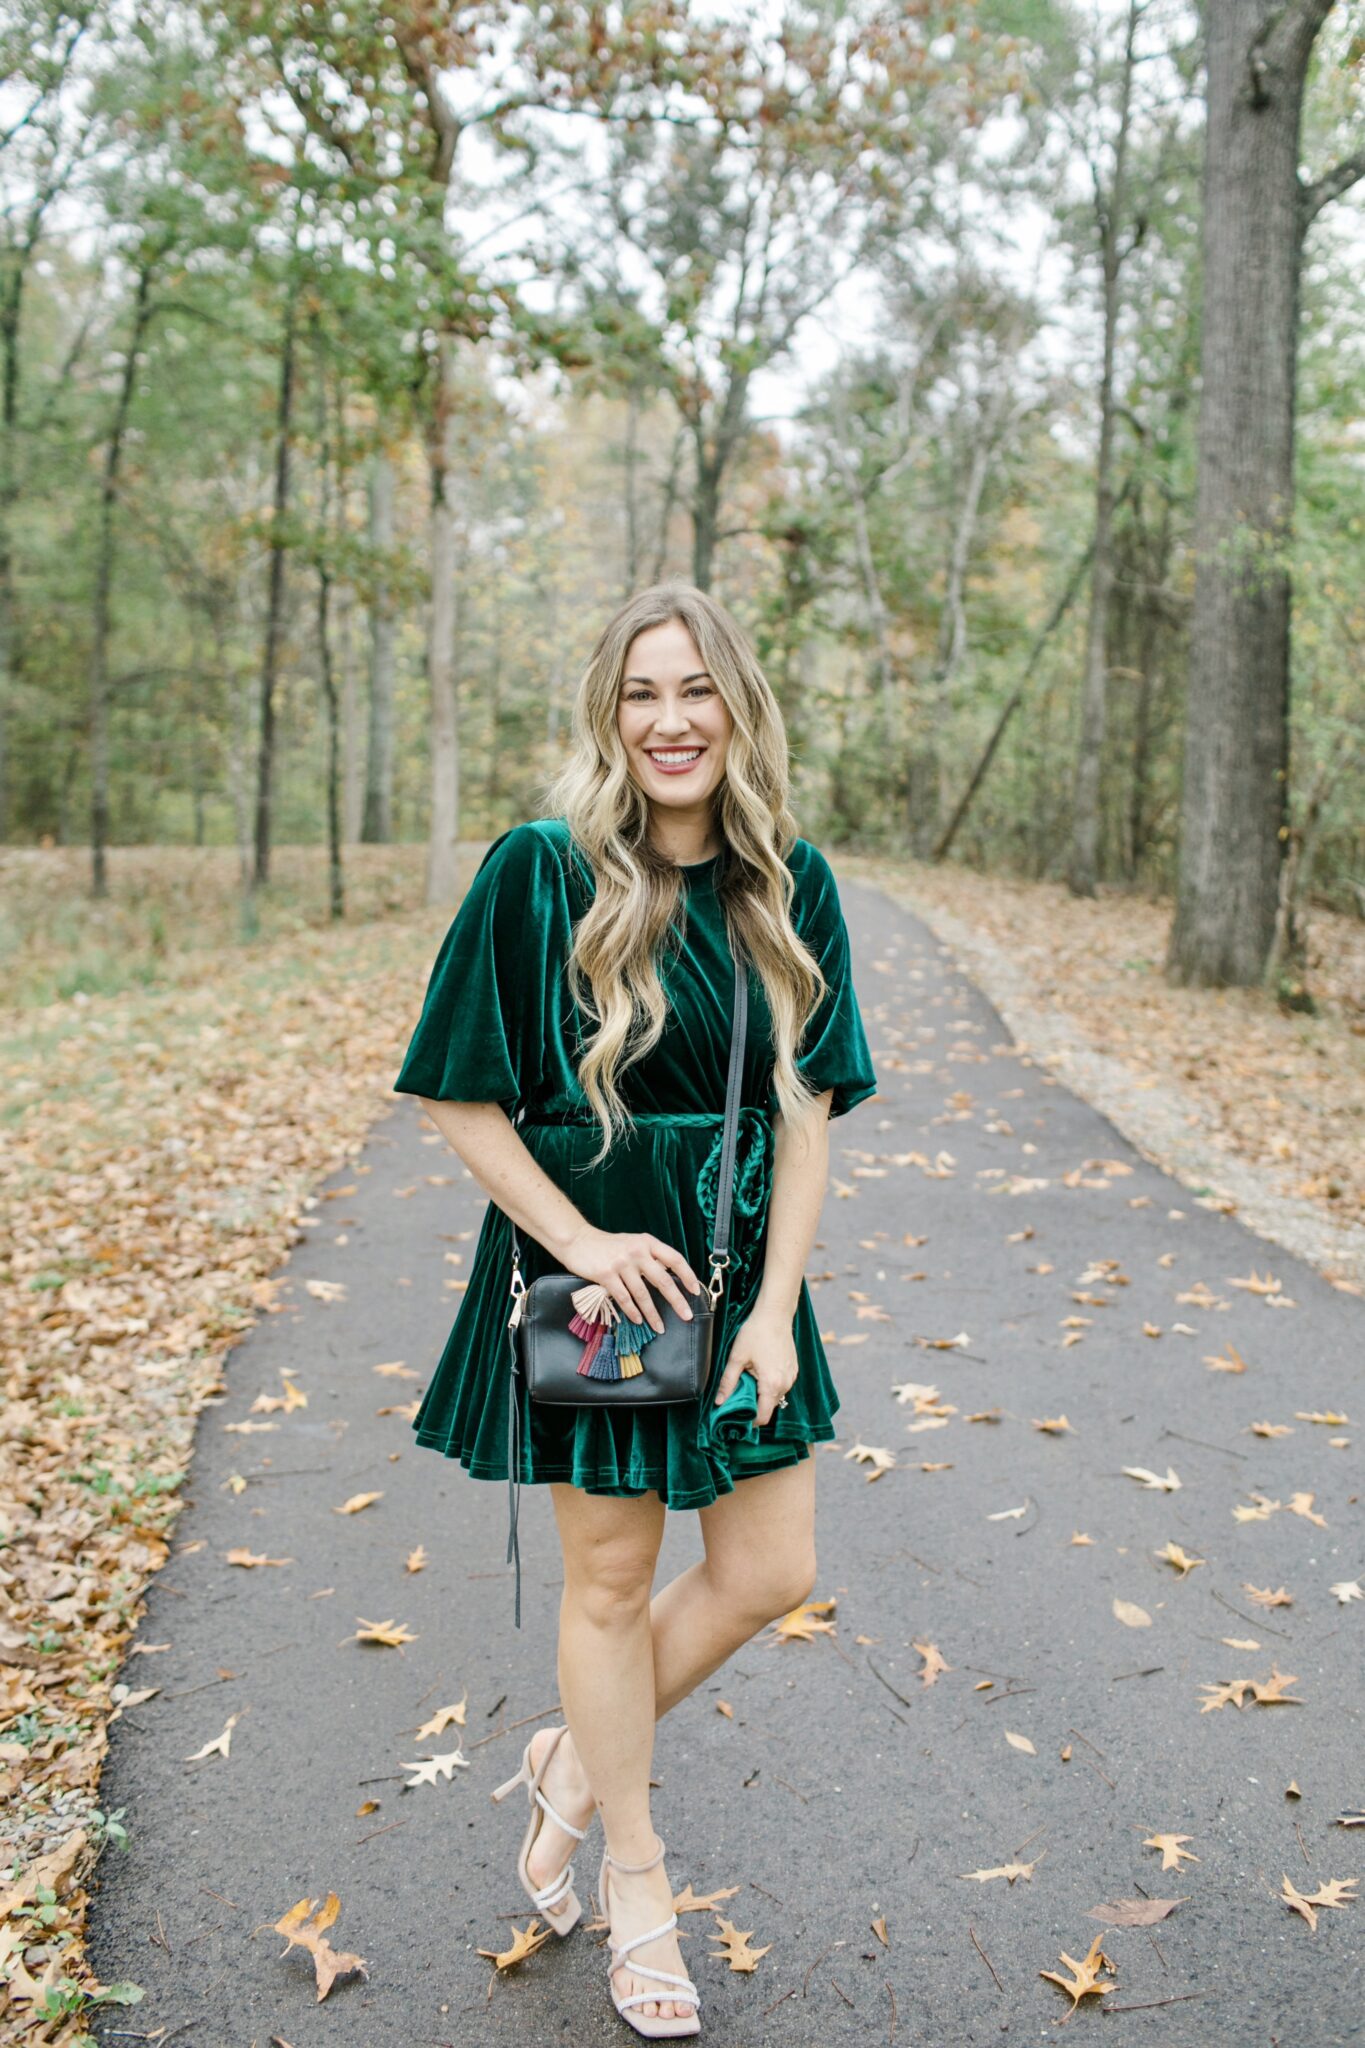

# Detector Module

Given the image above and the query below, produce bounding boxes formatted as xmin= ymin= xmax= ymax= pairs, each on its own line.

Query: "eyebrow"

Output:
xmin=621 ymin=671 xmax=712 ymax=685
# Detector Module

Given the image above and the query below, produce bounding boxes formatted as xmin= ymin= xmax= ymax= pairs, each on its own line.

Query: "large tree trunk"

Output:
xmin=253 ymin=281 xmax=298 ymax=889
xmin=89 ymin=262 xmax=154 ymax=897
xmin=423 ymin=331 xmax=460 ymax=906
xmin=362 ymin=442 xmax=396 ymax=844
xmin=1165 ymin=0 xmax=1356 ymax=986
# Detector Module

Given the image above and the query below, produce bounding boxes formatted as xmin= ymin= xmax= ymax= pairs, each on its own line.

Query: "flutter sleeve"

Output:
xmin=790 ymin=844 xmax=879 ymax=1119
xmin=392 ymin=823 xmax=552 ymax=1109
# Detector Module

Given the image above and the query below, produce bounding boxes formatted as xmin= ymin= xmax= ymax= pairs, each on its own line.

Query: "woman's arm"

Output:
xmin=415 ymin=1098 xmax=703 ymax=1329
xmin=417 ymin=1099 xmax=587 ymax=1266
xmin=709 ymin=1087 xmax=834 ymax=1423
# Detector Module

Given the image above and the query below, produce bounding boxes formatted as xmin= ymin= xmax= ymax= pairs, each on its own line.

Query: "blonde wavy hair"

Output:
xmin=541 ymin=581 xmax=829 ymax=1165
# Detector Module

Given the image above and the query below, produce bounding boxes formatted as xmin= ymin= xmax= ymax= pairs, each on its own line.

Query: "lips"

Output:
xmin=646 ymin=747 xmax=706 ymax=774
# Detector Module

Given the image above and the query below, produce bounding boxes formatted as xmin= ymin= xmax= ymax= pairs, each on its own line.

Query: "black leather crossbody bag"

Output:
xmin=499 ymin=945 xmax=749 ymax=1625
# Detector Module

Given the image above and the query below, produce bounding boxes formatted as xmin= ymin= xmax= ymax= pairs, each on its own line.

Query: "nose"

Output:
xmin=650 ymin=708 xmax=695 ymax=741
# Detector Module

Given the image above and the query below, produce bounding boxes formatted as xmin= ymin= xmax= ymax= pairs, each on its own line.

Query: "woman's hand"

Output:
xmin=558 ymin=1224 xmax=703 ymax=1333
xmin=710 ymin=1304 xmax=799 ymax=1427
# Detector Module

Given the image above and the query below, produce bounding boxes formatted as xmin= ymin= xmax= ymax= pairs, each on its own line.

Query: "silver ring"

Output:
xmin=778 ymin=1395 xmax=788 ymax=1409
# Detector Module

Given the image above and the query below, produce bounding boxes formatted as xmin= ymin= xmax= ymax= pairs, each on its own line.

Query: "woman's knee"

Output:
xmin=564 ymin=1537 xmax=659 ymax=1628
xmin=709 ymin=1545 xmax=818 ymax=1624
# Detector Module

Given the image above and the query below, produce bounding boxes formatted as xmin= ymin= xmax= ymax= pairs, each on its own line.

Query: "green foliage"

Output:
xmin=0 ymin=0 xmax=1360 ymax=933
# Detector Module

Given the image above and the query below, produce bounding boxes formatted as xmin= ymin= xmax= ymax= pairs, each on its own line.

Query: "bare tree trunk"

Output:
xmin=688 ymin=369 xmax=751 ymax=591
xmin=623 ymin=387 xmax=642 ymax=594
xmin=915 ymin=380 xmax=1016 ymax=853
xmin=0 ymin=237 xmax=21 ymax=844
xmin=89 ymin=261 xmax=155 ymax=897
xmin=487 ymin=567 xmax=503 ymax=807
xmin=311 ymin=316 xmax=344 ymax=922
xmin=691 ymin=451 xmax=721 ymax=592
xmin=545 ymin=574 xmax=564 ymax=748
xmin=336 ymin=567 xmax=363 ymax=844
xmin=1265 ymin=741 xmax=1357 ymax=986
xmin=253 ymin=279 xmax=298 ymax=889
xmin=0 ymin=49 xmax=86 ymax=844
xmin=832 ymin=437 xmax=897 ymax=752
xmin=933 ymin=491 xmax=1120 ymax=863
xmin=648 ymin=422 xmax=687 ymax=586
xmin=362 ymin=441 xmax=396 ymax=844
xmin=424 ymin=331 xmax=460 ymax=906
xmin=1124 ymin=487 xmax=1173 ymax=880
xmin=189 ymin=611 xmax=207 ymax=848
xmin=226 ymin=579 xmax=254 ymax=898
xmin=1068 ymin=0 xmax=1141 ymax=897
xmin=1166 ymin=0 xmax=1363 ymax=986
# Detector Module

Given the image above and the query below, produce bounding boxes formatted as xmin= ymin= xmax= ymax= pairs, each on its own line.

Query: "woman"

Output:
xmin=392 ymin=582 xmax=878 ymax=2038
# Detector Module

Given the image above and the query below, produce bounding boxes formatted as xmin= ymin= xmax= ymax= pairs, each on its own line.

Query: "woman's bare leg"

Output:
xmin=653 ymin=1453 xmax=818 ymax=1711
xmin=548 ymin=1482 xmax=694 ymax=2021
xmin=526 ymin=1456 xmax=818 ymax=1971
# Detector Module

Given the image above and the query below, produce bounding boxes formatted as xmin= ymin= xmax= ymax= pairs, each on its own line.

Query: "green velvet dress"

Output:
xmin=392 ymin=818 xmax=878 ymax=1510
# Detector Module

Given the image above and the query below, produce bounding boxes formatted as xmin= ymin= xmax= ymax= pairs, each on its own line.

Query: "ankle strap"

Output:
xmin=603 ymin=1833 xmax=665 ymax=1874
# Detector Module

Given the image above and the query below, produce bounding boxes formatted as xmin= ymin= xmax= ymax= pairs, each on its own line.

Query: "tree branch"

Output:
xmin=1299 ymin=146 xmax=1365 ymax=228
xmin=1256 ymin=0 xmax=1335 ymax=95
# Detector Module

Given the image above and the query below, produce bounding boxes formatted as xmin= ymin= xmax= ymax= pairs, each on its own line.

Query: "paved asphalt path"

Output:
xmin=87 ymin=873 xmax=1364 ymax=2047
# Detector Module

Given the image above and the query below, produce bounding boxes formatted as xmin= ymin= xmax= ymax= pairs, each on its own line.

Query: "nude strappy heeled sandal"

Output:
xmin=489 ymin=1723 xmax=593 ymax=1934
xmin=598 ymin=1833 xmax=702 ymax=2038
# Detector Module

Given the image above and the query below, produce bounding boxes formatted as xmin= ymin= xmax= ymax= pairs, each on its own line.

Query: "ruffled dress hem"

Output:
xmin=410 ymin=1413 xmax=837 ymax=1507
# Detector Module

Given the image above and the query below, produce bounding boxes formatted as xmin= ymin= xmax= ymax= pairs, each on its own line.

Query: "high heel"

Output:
xmin=598 ymin=1833 xmax=702 ymax=2038
xmin=489 ymin=1724 xmax=593 ymax=1934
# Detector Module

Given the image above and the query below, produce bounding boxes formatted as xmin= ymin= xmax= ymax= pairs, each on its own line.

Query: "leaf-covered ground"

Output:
xmin=849 ymin=854 xmax=1365 ymax=1240
xmin=0 ymin=850 xmax=460 ymax=2040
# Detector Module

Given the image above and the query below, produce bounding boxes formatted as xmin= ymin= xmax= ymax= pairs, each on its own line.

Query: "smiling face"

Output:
xmin=616 ymin=616 xmax=733 ymax=847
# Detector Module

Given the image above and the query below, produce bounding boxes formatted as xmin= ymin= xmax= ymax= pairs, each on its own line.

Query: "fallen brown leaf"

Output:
xmin=1039 ymin=1932 xmax=1116 ymax=2011
xmin=1087 ymin=1896 xmax=1186 ymax=1926
xmin=1123 ymin=1465 xmax=1181 ymax=1491
xmin=271 ymin=1894 xmax=369 ymax=2001
xmin=1280 ymin=1875 xmax=1358 ymax=1932
xmin=352 ymin=1617 xmax=417 ymax=1649
xmin=960 ymin=1857 xmax=1042 ymax=1885
xmin=476 ymin=1919 xmax=554 ymax=1970
xmin=1143 ymin=1833 xmax=1198 ymax=1871
xmin=709 ymin=1916 xmax=771 ymax=1972
xmin=914 ymin=1641 xmax=951 ymax=1688
xmin=768 ymin=1597 xmax=837 ymax=1645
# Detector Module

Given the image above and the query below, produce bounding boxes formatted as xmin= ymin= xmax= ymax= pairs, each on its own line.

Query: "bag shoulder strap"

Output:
xmin=708 ymin=945 xmax=748 ymax=1271
xmin=508 ymin=944 xmax=748 ymax=1274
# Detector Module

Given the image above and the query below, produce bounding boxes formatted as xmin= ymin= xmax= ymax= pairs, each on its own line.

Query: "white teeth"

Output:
xmin=649 ymin=750 xmax=701 ymax=764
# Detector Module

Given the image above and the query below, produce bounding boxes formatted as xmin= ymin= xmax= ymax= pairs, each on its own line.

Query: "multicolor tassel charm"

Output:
xmin=569 ymin=1282 xmax=657 ymax=1380
xmin=608 ymin=1310 xmax=658 ymax=1380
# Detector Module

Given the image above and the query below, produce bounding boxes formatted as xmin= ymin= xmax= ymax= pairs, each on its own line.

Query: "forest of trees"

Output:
xmin=2 ymin=0 xmax=1363 ymax=992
